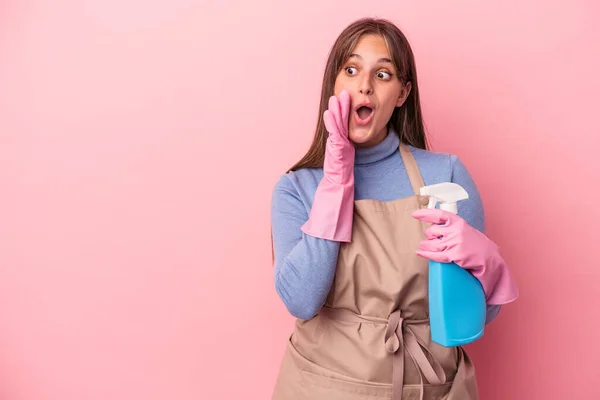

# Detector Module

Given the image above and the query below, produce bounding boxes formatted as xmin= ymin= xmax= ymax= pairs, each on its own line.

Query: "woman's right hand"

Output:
xmin=301 ymin=90 xmax=356 ymax=242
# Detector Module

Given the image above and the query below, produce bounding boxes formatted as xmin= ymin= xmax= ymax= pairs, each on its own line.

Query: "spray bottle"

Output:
xmin=419 ymin=182 xmax=487 ymax=347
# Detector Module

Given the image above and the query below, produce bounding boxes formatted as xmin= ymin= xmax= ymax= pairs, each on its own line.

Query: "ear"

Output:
xmin=396 ymin=81 xmax=412 ymax=107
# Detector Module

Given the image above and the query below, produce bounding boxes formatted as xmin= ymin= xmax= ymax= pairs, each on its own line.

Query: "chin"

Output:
xmin=349 ymin=125 xmax=371 ymax=140
xmin=349 ymin=125 xmax=384 ymax=147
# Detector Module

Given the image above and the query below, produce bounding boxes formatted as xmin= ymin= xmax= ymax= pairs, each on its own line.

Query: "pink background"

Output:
xmin=1 ymin=1 xmax=599 ymax=399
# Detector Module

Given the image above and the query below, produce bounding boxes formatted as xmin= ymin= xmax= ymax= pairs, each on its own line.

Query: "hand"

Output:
xmin=301 ymin=90 xmax=355 ymax=242
xmin=322 ymin=90 xmax=355 ymax=185
xmin=412 ymin=208 xmax=519 ymax=305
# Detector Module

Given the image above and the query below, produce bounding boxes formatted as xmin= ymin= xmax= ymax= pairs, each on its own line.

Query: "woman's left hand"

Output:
xmin=411 ymin=208 xmax=519 ymax=305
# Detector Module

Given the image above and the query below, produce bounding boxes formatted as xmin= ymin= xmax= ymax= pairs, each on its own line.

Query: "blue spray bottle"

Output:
xmin=419 ymin=182 xmax=487 ymax=347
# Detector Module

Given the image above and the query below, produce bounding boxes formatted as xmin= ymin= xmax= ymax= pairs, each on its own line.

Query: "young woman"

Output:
xmin=270 ymin=17 xmax=518 ymax=400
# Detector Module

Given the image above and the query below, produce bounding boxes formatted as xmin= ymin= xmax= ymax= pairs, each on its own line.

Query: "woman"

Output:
xmin=270 ymin=17 xmax=518 ymax=400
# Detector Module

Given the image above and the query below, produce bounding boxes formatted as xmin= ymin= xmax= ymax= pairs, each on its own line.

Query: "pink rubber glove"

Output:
xmin=301 ymin=90 xmax=355 ymax=242
xmin=412 ymin=208 xmax=518 ymax=305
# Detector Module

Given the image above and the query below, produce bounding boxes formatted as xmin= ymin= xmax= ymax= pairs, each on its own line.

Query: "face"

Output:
xmin=333 ymin=34 xmax=411 ymax=147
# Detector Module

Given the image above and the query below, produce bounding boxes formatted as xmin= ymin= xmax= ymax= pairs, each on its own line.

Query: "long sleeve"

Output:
xmin=449 ymin=155 xmax=502 ymax=324
xmin=271 ymin=174 xmax=341 ymax=320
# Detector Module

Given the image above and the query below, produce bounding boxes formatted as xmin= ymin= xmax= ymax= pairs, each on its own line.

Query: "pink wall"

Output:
xmin=1 ymin=1 xmax=598 ymax=399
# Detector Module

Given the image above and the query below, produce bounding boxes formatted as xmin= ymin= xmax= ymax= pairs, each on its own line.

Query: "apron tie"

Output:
xmin=319 ymin=307 xmax=447 ymax=400
xmin=384 ymin=309 xmax=446 ymax=400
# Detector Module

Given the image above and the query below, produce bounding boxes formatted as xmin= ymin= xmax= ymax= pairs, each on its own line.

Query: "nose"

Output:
xmin=358 ymin=76 xmax=373 ymax=95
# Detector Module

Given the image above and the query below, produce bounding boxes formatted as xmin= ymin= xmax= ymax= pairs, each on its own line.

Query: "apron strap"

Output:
xmin=399 ymin=144 xmax=425 ymax=196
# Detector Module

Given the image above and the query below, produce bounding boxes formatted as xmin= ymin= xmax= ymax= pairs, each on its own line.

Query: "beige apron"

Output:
xmin=272 ymin=144 xmax=479 ymax=400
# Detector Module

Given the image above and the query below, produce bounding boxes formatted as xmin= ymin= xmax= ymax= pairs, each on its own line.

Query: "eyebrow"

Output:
xmin=349 ymin=53 xmax=393 ymax=64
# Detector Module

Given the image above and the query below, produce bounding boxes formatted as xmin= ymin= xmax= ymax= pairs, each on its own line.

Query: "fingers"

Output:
xmin=416 ymin=250 xmax=451 ymax=263
xmin=328 ymin=95 xmax=343 ymax=134
xmin=323 ymin=109 xmax=338 ymax=136
xmin=412 ymin=208 xmax=455 ymax=225
xmin=417 ymin=233 xmax=454 ymax=263
xmin=424 ymin=223 xmax=446 ymax=240
xmin=419 ymin=238 xmax=448 ymax=253
xmin=324 ymin=90 xmax=352 ymax=137
xmin=338 ymin=90 xmax=350 ymax=134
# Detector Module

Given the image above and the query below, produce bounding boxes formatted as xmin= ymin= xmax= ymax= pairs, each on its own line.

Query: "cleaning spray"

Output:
xmin=419 ymin=182 xmax=486 ymax=347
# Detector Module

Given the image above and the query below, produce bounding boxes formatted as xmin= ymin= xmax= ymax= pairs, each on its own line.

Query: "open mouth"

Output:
xmin=354 ymin=105 xmax=374 ymax=126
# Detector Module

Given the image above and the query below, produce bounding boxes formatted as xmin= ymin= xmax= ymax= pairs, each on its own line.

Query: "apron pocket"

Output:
xmin=298 ymin=369 xmax=453 ymax=400
xmin=299 ymin=368 xmax=392 ymax=398
xmin=286 ymin=339 xmax=391 ymax=398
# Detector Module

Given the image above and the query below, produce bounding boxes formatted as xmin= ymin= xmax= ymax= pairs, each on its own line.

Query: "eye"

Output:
xmin=345 ymin=67 xmax=358 ymax=76
xmin=377 ymin=71 xmax=393 ymax=80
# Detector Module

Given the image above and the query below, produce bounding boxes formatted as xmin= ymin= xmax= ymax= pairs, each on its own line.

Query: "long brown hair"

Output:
xmin=287 ymin=17 xmax=429 ymax=174
xmin=271 ymin=18 xmax=428 ymax=263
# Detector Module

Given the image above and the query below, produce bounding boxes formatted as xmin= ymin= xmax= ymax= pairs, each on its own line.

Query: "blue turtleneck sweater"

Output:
xmin=270 ymin=129 xmax=501 ymax=322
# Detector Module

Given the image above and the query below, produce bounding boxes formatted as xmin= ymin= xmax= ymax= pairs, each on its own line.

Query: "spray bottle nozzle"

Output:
xmin=419 ymin=182 xmax=469 ymax=215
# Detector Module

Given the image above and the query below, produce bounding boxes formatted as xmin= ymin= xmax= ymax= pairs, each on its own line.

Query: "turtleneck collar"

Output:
xmin=354 ymin=127 xmax=400 ymax=165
